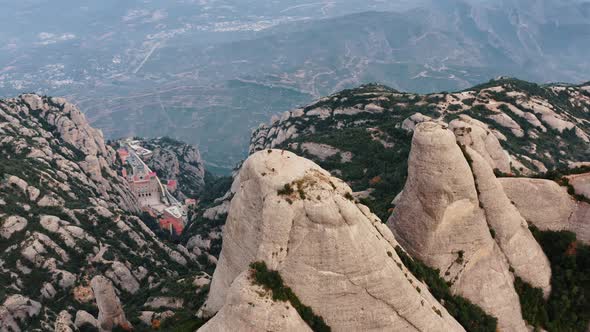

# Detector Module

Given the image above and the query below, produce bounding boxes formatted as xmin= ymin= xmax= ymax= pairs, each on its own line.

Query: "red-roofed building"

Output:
xmin=185 ymin=198 xmax=197 ymax=207
xmin=117 ymin=148 xmax=129 ymax=164
xmin=159 ymin=217 xmax=184 ymax=235
xmin=167 ymin=179 xmax=177 ymax=192
xmin=159 ymin=208 xmax=185 ymax=235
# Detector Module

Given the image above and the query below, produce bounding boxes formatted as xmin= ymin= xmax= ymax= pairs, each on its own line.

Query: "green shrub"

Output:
xmin=278 ymin=183 xmax=294 ymax=196
xmin=514 ymin=276 xmax=549 ymax=328
xmin=521 ymin=227 xmax=590 ymax=331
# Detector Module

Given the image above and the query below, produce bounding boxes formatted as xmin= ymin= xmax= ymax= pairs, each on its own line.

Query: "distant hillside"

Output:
xmin=3 ymin=1 xmax=589 ymax=171
xmin=194 ymin=77 xmax=590 ymax=332
xmin=249 ymin=78 xmax=590 ymax=220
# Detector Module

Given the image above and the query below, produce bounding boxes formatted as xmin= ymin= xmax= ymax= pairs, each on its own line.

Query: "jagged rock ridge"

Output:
xmin=246 ymin=78 xmax=590 ymax=225
xmin=387 ymin=122 xmax=551 ymax=331
xmin=199 ymin=149 xmax=465 ymax=331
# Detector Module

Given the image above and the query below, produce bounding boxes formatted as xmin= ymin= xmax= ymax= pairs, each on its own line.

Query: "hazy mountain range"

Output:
xmin=1 ymin=0 xmax=589 ymax=171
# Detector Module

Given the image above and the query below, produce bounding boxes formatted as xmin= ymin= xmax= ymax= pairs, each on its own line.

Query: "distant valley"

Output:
xmin=1 ymin=0 xmax=589 ymax=171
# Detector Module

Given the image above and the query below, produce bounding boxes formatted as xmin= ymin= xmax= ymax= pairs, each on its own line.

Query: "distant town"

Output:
xmin=117 ymin=139 xmax=195 ymax=235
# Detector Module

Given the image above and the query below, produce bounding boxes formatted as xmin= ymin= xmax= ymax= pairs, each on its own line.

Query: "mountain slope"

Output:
xmin=0 ymin=95 xmax=206 ymax=331
xmin=233 ymin=78 xmax=589 ymax=331
xmin=250 ymin=78 xmax=590 ymax=220
xmin=199 ymin=149 xmax=469 ymax=331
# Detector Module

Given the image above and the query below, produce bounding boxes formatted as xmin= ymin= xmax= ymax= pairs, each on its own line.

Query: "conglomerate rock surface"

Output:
xmin=387 ymin=122 xmax=552 ymax=332
xmin=200 ymin=149 xmax=465 ymax=331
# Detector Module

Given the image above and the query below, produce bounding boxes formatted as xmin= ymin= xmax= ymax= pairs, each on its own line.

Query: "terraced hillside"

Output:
xmin=249 ymin=78 xmax=590 ymax=220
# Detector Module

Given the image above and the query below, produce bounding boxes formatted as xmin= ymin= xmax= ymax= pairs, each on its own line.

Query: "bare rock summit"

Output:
xmin=200 ymin=149 xmax=465 ymax=331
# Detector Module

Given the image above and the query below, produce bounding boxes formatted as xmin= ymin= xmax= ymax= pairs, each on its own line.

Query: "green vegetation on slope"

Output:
xmin=282 ymin=111 xmax=414 ymax=221
xmin=514 ymin=227 xmax=590 ymax=332
xmin=394 ymin=246 xmax=498 ymax=332
xmin=250 ymin=261 xmax=331 ymax=332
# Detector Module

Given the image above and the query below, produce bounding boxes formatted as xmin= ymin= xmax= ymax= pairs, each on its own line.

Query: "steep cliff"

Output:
xmin=387 ymin=122 xmax=549 ymax=331
xmin=200 ymin=149 xmax=466 ymax=331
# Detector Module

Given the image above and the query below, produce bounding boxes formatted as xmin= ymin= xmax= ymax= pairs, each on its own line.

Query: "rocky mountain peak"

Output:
xmin=388 ymin=122 xmax=553 ymax=331
xmin=199 ymin=149 xmax=466 ymax=331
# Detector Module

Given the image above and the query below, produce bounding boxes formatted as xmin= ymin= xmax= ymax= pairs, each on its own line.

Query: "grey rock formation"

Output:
xmin=0 ymin=216 xmax=27 ymax=239
xmin=74 ymin=310 xmax=98 ymax=329
xmin=450 ymin=118 xmax=511 ymax=173
xmin=91 ymin=275 xmax=131 ymax=332
xmin=388 ymin=122 xmax=527 ymax=331
xmin=201 ymin=149 xmax=464 ymax=331
xmin=466 ymin=147 xmax=551 ymax=295
xmin=0 ymin=295 xmax=42 ymax=332
xmin=500 ymin=178 xmax=576 ymax=229
xmin=105 ymin=261 xmax=140 ymax=294
xmin=141 ymin=137 xmax=206 ymax=200
xmin=501 ymin=178 xmax=590 ymax=244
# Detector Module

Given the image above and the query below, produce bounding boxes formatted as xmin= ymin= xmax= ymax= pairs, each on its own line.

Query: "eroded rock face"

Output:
xmin=500 ymin=178 xmax=590 ymax=244
xmin=0 ymin=295 xmax=42 ymax=332
xmin=450 ymin=118 xmax=511 ymax=174
xmin=200 ymin=149 xmax=464 ymax=331
xmin=466 ymin=148 xmax=551 ymax=295
xmin=141 ymin=137 xmax=206 ymax=200
xmin=91 ymin=276 xmax=131 ymax=332
xmin=388 ymin=122 xmax=527 ymax=331
xmin=500 ymin=178 xmax=576 ymax=230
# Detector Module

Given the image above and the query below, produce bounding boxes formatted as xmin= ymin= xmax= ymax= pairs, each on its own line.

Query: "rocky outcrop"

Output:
xmin=500 ymin=179 xmax=576 ymax=230
xmin=91 ymin=276 xmax=131 ymax=332
xmin=501 ymin=178 xmax=590 ymax=244
xmin=201 ymin=149 xmax=464 ymax=331
xmin=450 ymin=117 xmax=511 ymax=173
xmin=466 ymin=148 xmax=551 ymax=295
xmin=74 ymin=310 xmax=98 ymax=329
xmin=387 ymin=122 xmax=532 ymax=331
xmin=0 ymin=216 xmax=27 ymax=239
xmin=105 ymin=261 xmax=140 ymax=294
xmin=568 ymin=173 xmax=590 ymax=200
xmin=0 ymin=295 xmax=42 ymax=332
